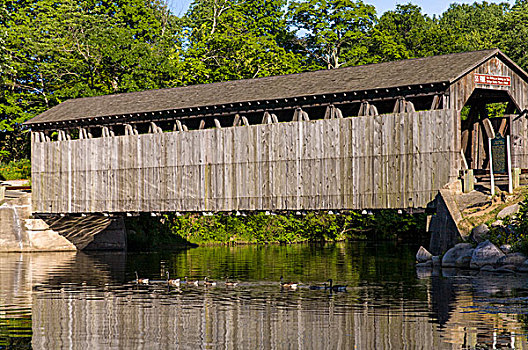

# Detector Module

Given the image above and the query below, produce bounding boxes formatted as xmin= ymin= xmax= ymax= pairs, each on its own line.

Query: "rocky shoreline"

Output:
xmin=417 ymin=241 xmax=528 ymax=273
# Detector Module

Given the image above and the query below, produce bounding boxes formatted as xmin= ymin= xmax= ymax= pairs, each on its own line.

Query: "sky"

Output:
xmin=168 ymin=0 xmax=515 ymax=17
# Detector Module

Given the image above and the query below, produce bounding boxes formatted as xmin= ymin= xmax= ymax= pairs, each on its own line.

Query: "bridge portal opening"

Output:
xmin=461 ymin=88 xmax=519 ymax=171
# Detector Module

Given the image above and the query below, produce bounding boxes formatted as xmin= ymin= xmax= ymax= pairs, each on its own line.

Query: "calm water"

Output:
xmin=2 ymin=242 xmax=528 ymax=349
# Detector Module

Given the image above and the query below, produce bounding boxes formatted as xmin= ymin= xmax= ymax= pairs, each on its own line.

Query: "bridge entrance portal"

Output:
xmin=460 ymin=88 xmax=519 ymax=172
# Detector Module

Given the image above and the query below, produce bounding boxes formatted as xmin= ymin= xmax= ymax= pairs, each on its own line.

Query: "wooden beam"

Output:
xmin=359 ymin=102 xmax=369 ymax=116
xmin=369 ymin=104 xmax=378 ymax=116
xmin=214 ymin=119 xmax=222 ymax=128
xmin=262 ymin=111 xmax=272 ymax=124
xmin=233 ymin=114 xmax=241 ymax=127
xmin=461 ymin=149 xmax=469 ymax=170
xmin=335 ymin=107 xmax=343 ymax=118
xmin=430 ymin=95 xmax=440 ymax=110
xmin=173 ymin=120 xmax=184 ymax=132
xmin=271 ymin=113 xmax=279 ymax=123
xmin=293 ymin=108 xmax=302 ymax=121
xmin=242 ymin=116 xmax=249 ymax=126
xmin=471 ymin=122 xmax=479 ymax=169
xmin=405 ymin=101 xmax=415 ymax=113
xmin=498 ymin=118 xmax=508 ymax=136
xmin=481 ymin=118 xmax=495 ymax=139
xmin=199 ymin=120 xmax=206 ymax=129
xmin=461 ymin=129 xmax=469 ymax=154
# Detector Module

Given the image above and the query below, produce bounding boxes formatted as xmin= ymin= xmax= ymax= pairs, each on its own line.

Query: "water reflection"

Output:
xmin=2 ymin=243 xmax=528 ymax=349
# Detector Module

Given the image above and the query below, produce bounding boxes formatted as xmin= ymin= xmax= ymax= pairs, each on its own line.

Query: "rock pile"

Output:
xmin=416 ymin=241 xmax=528 ymax=272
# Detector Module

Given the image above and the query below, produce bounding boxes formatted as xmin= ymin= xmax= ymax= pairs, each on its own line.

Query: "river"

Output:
xmin=1 ymin=241 xmax=527 ymax=349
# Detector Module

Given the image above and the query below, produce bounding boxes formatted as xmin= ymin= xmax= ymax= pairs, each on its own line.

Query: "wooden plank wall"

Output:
xmin=31 ymin=110 xmax=458 ymax=214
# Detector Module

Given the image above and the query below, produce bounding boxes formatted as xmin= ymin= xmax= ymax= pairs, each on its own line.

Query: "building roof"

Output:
xmin=26 ymin=48 xmax=526 ymax=126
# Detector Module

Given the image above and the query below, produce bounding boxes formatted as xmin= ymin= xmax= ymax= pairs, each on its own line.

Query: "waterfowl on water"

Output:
xmin=225 ymin=278 xmax=238 ymax=287
xmin=166 ymin=272 xmax=180 ymax=287
xmin=326 ymin=279 xmax=347 ymax=292
xmin=185 ymin=276 xmax=199 ymax=286
xmin=204 ymin=277 xmax=217 ymax=287
xmin=134 ymin=271 xmax=149 ymax=285
xmin=280 ymin=276 xmax=298 ymax=289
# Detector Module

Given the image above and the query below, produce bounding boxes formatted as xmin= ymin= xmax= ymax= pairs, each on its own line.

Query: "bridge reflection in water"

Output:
xmin=1 ymin=244 xmax=528 ymax=349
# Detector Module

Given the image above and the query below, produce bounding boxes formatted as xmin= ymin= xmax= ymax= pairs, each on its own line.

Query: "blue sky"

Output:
xmin=168 ymin=0 xmax=515 ymax=16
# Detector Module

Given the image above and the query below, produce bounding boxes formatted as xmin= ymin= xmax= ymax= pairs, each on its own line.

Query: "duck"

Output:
xmin=224 ymin=278 xmax=238 ymax=287
xmin=134 ymin=271 xmax=149 ymax=285
xmin=204 ymin=277 xmax=217 ymax=287
xmin=166 ymin=272 xmax=180 ymax=287
xmin=326 ymin=279 xmax=347 ymax=292
xmin=280 ymin=276 xmax=298 ymax=289
xmin=184 ymin=276 xmax=199 ymax=286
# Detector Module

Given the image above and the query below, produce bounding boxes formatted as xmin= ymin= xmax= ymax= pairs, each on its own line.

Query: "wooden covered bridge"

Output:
xmin=26 ymin=49 xmax=528 ymax=217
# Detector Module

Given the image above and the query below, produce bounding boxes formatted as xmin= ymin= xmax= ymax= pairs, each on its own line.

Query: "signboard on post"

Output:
xmin=491 ymin=134 xmax=507 ymax=174
xmin=475 ymin=74 xmax=511 ymax=86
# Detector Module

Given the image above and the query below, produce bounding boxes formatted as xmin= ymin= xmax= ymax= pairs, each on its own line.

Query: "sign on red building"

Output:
xmin=474 ymin=73 xmax=511 ymax=86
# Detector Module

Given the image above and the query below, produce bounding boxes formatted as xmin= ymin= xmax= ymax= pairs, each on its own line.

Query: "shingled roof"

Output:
xmin=26 ymin=48 xmax=525 ymax=126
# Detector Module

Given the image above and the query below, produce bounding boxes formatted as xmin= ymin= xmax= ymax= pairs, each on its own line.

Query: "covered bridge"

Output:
xmin=26 ymin=49 xmax=528 ymax=215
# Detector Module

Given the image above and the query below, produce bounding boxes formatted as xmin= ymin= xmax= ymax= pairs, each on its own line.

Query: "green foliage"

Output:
xmin=486 ymin=195 xmax=528 ymax=255
xmin=183 ymin=0 xmax=304 ymax=83
xmin=0 ymin=159 xmax=31 ymax=180
xmin=125 ymin=210 xmax=426 ymax=248
xmin=289 ymin=0 xmax=376 ymax=69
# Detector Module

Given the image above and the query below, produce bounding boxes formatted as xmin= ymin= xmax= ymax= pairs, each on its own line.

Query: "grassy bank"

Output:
xmin=125 ymin=210 xmax=427 ymax=250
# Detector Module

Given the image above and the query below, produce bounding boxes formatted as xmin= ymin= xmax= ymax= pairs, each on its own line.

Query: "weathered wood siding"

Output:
xmin=449 ymin=56 xmax=528 ymax=111
xmin=32 ymin=110 xmax=458 ymax=213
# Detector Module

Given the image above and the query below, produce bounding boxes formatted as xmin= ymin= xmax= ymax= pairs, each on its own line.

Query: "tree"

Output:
xmin=0 ymin=0 xmax=184 ymax=161
xmin=289 ymin=0 xmax=377 ymax=69
xmin=437 ymin=1 xmax=509 ymax=54
xmin=183 ymin=0 xmax=304 ymax=83
xmin=499 ymin=0 xmax=528 ymax=71
xmin=370 ymin=4 xmax=438 ymax=61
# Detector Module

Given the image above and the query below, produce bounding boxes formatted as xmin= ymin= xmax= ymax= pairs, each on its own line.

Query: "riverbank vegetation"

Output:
xmin=126 ymin=211 xmax=427 ymax=250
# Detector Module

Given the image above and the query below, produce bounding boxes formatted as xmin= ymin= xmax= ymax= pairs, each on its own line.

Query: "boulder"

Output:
xmin=499 ymin=244 xmax=512 ymax=254
xmin=470 ymin=224 xmax=490 ymax=244
xmin=491 ymin=220 xmax=504 ymax=228
xmin=470 ymin=240 xmax=505 ymax=269
xmin=497 ymin=252 xmax=527 ymax=267
xmin=455 ymin=255 xmax=472 ymax=268
xmin=442 ymin=243 xmax=474 ymax=268
xmin=497 ymin=203 xmax=520 ymax=219
xmin=416 ymin=246 xmax=433 ymax=263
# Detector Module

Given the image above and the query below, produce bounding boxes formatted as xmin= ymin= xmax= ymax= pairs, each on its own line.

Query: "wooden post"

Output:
xmin=513 ymin=168 xmax=521 ymax=189
xmin=462 ymin=169 xmax=474 ymax=193
xmin=214 ymin=119 xmax=222 ymax=128
xmin=507 ymin=135 xmax=513 ymax=193
xmin=489 ymin=137 xmax=495 ymax=196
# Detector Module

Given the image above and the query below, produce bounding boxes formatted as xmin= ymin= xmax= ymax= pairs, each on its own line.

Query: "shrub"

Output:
xmin=0 ymin=159 xmax=31 ymax=180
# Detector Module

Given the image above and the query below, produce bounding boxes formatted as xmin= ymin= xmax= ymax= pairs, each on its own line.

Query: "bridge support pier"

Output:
xmin=428 ymin=189 xmax=465 ymax=256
